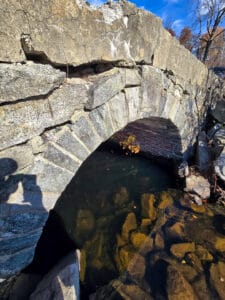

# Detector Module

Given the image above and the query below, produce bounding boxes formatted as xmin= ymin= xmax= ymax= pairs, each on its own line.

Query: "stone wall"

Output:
xmin=0 ymin=0 xmax=223 ymax=279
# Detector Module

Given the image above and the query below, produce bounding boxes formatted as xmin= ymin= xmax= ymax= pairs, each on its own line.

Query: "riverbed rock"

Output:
xmin=154 ymin=232 xmax=165 ymax=250
xmin=127 ymin=253 xmax=146 ymax=283
xmin=167 ymin=265 xmax=198 ymax=300
xmin=210 ymin=261 xmax=225 ymax=300
xmin=170 ymin=242 xmax=195 ymax=258
xmin=116 ymin=245 xmax=135 ymax=272
xmin=96 ymin=279 xmax=153 ymax=300
xmin=192 ymin=275 xmax=212 ymax=300
xmin=190 ymin=203 xmax=206 ymax=213
xmin=130 ymin=232 xmax=150 ymax=249
xmin=74 ymin=209 xmax=96 ymax=244
xmin=30 ymin=252 xmax=80 ymax=300
xmin=158 ymin=191 xmax=174 ymax=209
xmin=185 ymin=174 xmax=210 ymax=199
xmin=113 ymin=186 xmax=129 ymax=208
xmin=195 ymin=245 xmax=213 ymax=262
xmin=141 ymin=193 xmax=157 ymax=221
xmin=165 ymin=222 xmax=185 ymax=240
xmin=140 ymin=218 xmax=152 ymax=234
xmin=121 ymin=212 xmax=137 ymax=241
xmin=214 ymin=236 xmax=225 ymax=252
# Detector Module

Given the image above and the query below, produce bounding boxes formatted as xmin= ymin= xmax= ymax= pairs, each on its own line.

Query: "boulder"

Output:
xmin=30 ymin=251 xmax=80 ymax=300
xmin=170 ymin=242 xmax=195 ymax=258
xmin=185 ymin=174 xmax=210 ymax=199
xmin=211 ymin=100 xmax=225 ymax=123
xmin=113 ymin=187 xmax=129 ymax=208
xmin=121 ymin=212 xmax=137 ymax=241
xmin=214 ymin=148 xmax=225 ymax=181
xmin=196 ymin=131 xmax=211 ymax=173
xmin=158 ymin=191 xmax=174 ymax=209
xmin=141 ymin=193 xmax=157 ymax=221
xmin=210 ymin=261 xmax=225 ymax=300
xmin=74 ymin=209 xmax=96 ymax=244
xmin=167 ymin=265 xmax=198 ymax=300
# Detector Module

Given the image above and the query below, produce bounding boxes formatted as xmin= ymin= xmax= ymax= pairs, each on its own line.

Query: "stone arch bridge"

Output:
xmin=0 ymin=0 xmax=223 ymax=278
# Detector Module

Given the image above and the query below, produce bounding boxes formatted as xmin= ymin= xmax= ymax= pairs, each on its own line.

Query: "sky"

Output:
xmin=88 ymin=0 xmax=192 ymax=35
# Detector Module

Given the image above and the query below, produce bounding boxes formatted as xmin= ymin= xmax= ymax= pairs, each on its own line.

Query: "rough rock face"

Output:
xmin=30 ymin=252 xmax=80 ymax=300
xmin=0 ymin=0 xmax=224 ymax=280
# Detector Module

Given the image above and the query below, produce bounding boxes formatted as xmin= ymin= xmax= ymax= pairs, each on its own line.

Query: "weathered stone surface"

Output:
xmin=185 ymin=175 xmax=210 ymax=199
xmin=214 ymin=127 xmax=225 ymax=145
xmin=85 ymin=69 xmax=125 ymax=110
xmin=0 ymin=63 xmax=66 ymax=103
xmin=170 ymin=242 xmax=195 ymax=258
xmin=88 ymin=103 xmax=115 ymax=140
xmin=0 ymin=211 xmax=48 ymax=279
xmin=0 ymin=0 xmax=209 ymax=85
xmin=0 ymin=145 xmax=33 ymax=176
xmin=215 ymin=148 xmax=225 ymax=181
xmin=43 ymin=143 xmax=80 ymax=173
xmin=108 ymin=92 xmax=129 ymax=130
xmin=196 ymin=131 xmax=211 ymax=173
xmin=0 ymin=0 xmax=223 ymax=282
xmin=120 ymin=68 xmax=141 ymax=86
xmin=125 ymin=86 xmax=141 ymax=122
xmin=211 ymin=100 xmax=225 ymax=123
xmin=210 ymin=261 xmax=225 ymax=300
xmin=141 ymin=66 xmax=165 ymax=116
xmin=167 ymin=265 xmax=198 ymax=300
xmin=141 ymin=193 xmax=157 ymax=221
xmin=121 ymin=212 xmax=137 ymax=241
xmin=70 ymin=115 xmax=101 ymax=152
xmin=0 ymin=81 xmax=88 ymax=150
xmin=30 ymin=252 xmax=80 ymax=300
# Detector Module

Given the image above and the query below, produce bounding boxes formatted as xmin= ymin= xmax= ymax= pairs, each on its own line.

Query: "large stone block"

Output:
xmin=0 ymin=63 xmax=66 ymax=104
xmin=70 ymin=115 xmax=101 ymax=152
xmin=43 ymin=143 xmax=80 ymax=173
xmin=0 ymin=82 xmax=88 ymax=150
xmin=125 ymin=87 xmax=141 ymax=122
xmin=88 ymin=103 xmax=115 ymax=140
xmin=54 ymin=127 xmax=90 ymax=161
xmin=141 ymin=66 xmax=166 ymax=116
xmin=85 ymin=69 xmax=125 ymax=110
xmin=108 ymin=92 xmax=129 ymax=131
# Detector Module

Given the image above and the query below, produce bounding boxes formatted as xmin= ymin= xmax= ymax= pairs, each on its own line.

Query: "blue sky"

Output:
xmin=89 ymin=0 xmax=192 ymax=34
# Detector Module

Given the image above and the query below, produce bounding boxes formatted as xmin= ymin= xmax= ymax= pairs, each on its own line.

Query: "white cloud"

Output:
xmin=88 ymin=0 xmax=106 ymax=7
xmin=171 ymin=19 xmax=184 ymax=32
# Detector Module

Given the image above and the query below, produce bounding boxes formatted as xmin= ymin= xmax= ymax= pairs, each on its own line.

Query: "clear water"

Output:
xmin=28 ymin=147 xmax=225 ymax=300
xmin=53 ymin=149 xmax=176 ymax=296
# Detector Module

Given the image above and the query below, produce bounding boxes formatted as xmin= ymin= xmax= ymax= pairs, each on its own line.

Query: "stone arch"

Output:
xmin=0 ymin=65 xmax=200 ymax=279
xmin=23 ymin=114 xmax=182 ymax=286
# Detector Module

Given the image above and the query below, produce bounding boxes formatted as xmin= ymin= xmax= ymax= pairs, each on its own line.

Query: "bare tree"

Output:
xmin=194 ymin=0 xmax=225 ymax=62
xmin=179 ymin=27 xmax=193 ymax=51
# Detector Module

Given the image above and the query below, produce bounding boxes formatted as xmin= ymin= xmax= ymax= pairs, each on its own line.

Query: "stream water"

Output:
xmin=27 ymin=146 xmax=225 ymax=299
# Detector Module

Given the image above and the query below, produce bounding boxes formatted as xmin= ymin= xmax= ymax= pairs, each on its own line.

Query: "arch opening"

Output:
xmin=20 ymin=117 xmax=183 ymax=298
